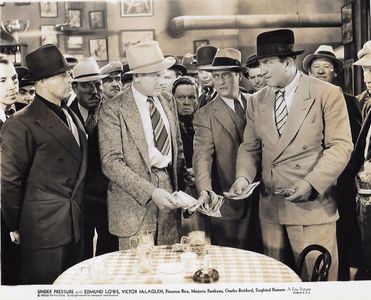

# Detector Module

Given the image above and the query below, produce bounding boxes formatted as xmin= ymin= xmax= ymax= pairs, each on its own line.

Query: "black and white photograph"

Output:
xmin=120 ymin=0 xmax=153 ymax=17
xmin=1 ymin=1 xmax=371 ymax=300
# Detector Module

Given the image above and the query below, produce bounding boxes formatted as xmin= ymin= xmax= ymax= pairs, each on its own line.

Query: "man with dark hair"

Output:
xmin=229 ymin=29 xmax=353 ymax=281
xmin=1 ymin=44 xmax=87 ymax=284
xmin=14 ymin=66 xmax=35 ymax=110
xmin=244 ymin=54 xmax=266 ymax=93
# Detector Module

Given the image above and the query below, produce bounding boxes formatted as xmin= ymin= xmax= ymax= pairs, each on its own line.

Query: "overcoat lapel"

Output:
xmin=272 ymin=74 xmax=314 ymax=161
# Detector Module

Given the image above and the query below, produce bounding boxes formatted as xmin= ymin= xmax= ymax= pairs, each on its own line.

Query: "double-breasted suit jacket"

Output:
xmin=1 ymin=96 xmax=88 ymax=249
xmin=236 ymin=72 xmax=353 ymax=226
xmin=98 ymin=87 xmax=185 ymax=242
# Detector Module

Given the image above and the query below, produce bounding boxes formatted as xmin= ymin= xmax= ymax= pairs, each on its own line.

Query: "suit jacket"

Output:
xmin=98 ymin=87 xmax=186 ymax=238
xmin=236 ymin=72 xmax=353 ymax=225
xmin=1 ymin=96 xmax=87 ymax=249
xmin=357 ymin=90 xmax=371 ymax=120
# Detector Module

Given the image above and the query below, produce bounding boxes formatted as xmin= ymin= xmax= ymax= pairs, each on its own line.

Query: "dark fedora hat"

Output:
xmin=256 ymin=29 xmax=304 ymax=59
xmin=25 ymin=44 xmax=70 ymax=81
xmin=193 ymin=45 xmax=218 ymax=69
xmin=15 ymin=66 xmax=34 ymax=88
xmin=165 ymin=55 xmax=187 ymax=76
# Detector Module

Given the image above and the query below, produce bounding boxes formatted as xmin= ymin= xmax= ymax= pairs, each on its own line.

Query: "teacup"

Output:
xmin=180 ymin=230 xmax=206 ymax=256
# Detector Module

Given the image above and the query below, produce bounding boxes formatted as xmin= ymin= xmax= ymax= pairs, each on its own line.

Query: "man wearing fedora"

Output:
xmin=100 ymin=61 xmax=123 ymax=103
xmin=193 ymin=48 xmax=260 ymax=250
xmin=161 ymin=56 xmax=187 ymax=94
xmin=345 ymin=40 xmax=371 ymax=279
xmin=303 ymin=44 xmax=362 ymax=280
xmin=1 ymin=44 xmax=88 ymax=284
xmin=99 ymin=41 xmax=187 ymax=250
xmin=14 ymin=66 xmax=35 ymax=111
xmin=229 ymin=29 xmax=353 ymax=280
xmin=195 ymin=45 xmax=218 ymax=109
xmin=356 ymin=41 xmax=371 ymax=119
xmin=69 ymin=57 xmax=118 ymax=259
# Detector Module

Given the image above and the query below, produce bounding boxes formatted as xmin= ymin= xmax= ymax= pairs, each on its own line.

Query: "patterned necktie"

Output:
xmin=275 ymin=90 xmax=288 ymax=136
xmin=234 ymin=99 xmax=245 ymax=120
xmin=147 ymin=97 xmax=170 ymax=156
xmin=85 ymin=109 xmax=97 ymax=136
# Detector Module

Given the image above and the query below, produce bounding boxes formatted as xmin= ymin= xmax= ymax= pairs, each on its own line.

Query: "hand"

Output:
xmin=198 ymin=190 xmax=218 ymax=210
xmin=229 ymin=177 xmax=250 ymax=197
xmin=9 ymin=231 xmax=20 ymax=245
xmin=151 ymin=188 xmax=186 ymax=210
xmin=285 ymin=180 xmax=313 ymax=203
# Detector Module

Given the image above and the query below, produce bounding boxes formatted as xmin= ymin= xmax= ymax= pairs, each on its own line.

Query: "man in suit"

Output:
xmin=14 ymin=66 xmax=35 ymax=111
xmin=229 ymin=29 xmax=353 ymax=281
xmin=1 ymin=44 xmax=87 ymax=284
xmin=0 ymin=54 xmax=20 ymax=285
xmin=244 ymin=54 xmax=266 ymax=93
xmin=69 ymin=57 xmax=118 ymax=259
xmin=356 ymin=41 xmax=371 ymax=119
xmin=193 ymin=48 xmax=260 ymax=250
xmin=100 ymin=61 xmax=123 ymax=103
xmin=99 ymin=41 xmax=187 ymax=250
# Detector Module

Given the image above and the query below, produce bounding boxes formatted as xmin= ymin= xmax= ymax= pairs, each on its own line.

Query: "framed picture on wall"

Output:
xmin=66 ymin=36 xmax=83 ymax=50
xmin=341 ymin=2 xmax=354 ymax=45
xmin=344 ymin=59 xmax=354 ymax=96
xmin=120 ymin=0 xmax=153 ymax=17
xmin=89 ymin=38 xmax=108 ymax=61
xmin=89 ymin=10 xmax=105 ymax=30
xmin=68 ymin=9 xmax=82 ymax=29
xmin=120 ymin=29 xmax=154 ymax=57
xmin=193 ymin=40 xmax=209 ymax=53
xmin=40 ymin=1 xmax=58 ymax=18
xmin=40 ymin=25 xmax=58 ymax=46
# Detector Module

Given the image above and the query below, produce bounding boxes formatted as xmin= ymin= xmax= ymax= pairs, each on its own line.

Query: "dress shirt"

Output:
xmin=0 ymin=105 xmax=16 ymax=123
xmin=78 ymin=102 xmax=89 ymax=122
xmin=220 ymin=93 xmax=245 ymax=112
xmin=276 ymin=71 xmax=301 ymax=112
xmin=132 ymin=85 xmax=172 ymax=168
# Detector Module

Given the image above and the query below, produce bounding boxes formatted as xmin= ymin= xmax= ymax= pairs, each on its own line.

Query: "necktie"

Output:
xmin=85 ymin=109 xmax=97 ymax=136
xmin=234 ymin=99 xmax=245 ymax=120
xmin=147 ymin=97 xmax=170 ymax=156
xmin=275 ymin=90 xmax=288 ymax=136
xmin=5 ymin=108 xmax=15 ymax=118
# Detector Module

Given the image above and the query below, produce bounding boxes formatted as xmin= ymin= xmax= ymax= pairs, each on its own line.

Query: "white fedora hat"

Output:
xmin=202 ymin=48 xmax=246 ymax=72
xmin=73 ymin=57 xmax=108 ymax=82
xmin=302 ymin=45 xmax=343 ymax=73
xmin=125 ymin=41 xmax=175 ymax=74
xmin=354 ymin=41 xmax=371 ymax=67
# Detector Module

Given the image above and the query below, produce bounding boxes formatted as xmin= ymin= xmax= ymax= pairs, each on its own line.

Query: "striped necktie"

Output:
xmin=275 ymin=89 xmax=288 ymax=136
xmin=147 ymin=97 xmax=170 ymax=156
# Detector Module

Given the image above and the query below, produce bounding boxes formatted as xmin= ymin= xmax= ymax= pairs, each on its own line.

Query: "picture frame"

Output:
xmin=40 ymin=25 xmax=58 ymax=46
xmin=341 ymin=2 xmax=354 ymax=45
xmin=39 ymin=1 xmax=58 ymax=18
xmin=120 ymin=29 xmax=154 ymax=57
xmin=344 ymin=59 xmax=354 ymax=96
xmin=120 ymin=0 xmax=153 ymax=17
xmin=68 ymin=9 xmax=82 ymax=29
xmin=66 ymin=36 xmax=83 ymax=50
xmin=89 ymin=10 xmax=105 ymax=30
xmin=89 ymin=38 xmax=108 ymax=61
xmin=193 ymin=40 xmax=209 ymax=53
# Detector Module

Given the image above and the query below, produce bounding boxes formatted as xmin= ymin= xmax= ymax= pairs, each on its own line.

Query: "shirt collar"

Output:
xmin=279 ymin=71 xmax=301 ymax=96
xmin=131 ymin=84 xmax=149 ymax=106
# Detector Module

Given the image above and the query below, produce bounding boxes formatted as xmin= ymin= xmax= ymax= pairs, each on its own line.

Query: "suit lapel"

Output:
xmin=259 ymin=89 xmax=280 ymax=144
xmin=33 ymin=98 xmax=82 ymax=162
xmin=272 ymin=74 xmax=314 ymax=161
xmin=120 ymin=90 xmax=151 ymax=169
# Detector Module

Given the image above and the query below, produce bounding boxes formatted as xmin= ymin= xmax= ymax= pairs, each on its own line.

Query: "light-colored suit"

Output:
xmin=193 ymin=94 xmax=260 ymax=250
xmin=236 ymin=72 xmax=353 ymax=280
xmin=98 ymin=87 xmax=185 ymax=245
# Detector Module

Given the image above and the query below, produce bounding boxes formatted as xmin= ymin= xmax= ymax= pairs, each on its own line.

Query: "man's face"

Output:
xmin=134 ymin=71 xmax=165 ymax=97
xmin=247 ymin=67 xmax=266 ymax=92
xmin=15 ymin=85 xmax=35 ymax=104
xmin=73 ymin=80 xmax=102 ymax=110
xmin=0 ymin=63 xmax=18 ymax=106
xmin=102 ymin=72 xmax=122 ymax=100
xmin=258 ymin=57 xmax=288 ymax=88
xmin=212 ymin=70 xmax=240 ymax=99
xmin=309 ymin=58 xmax=335 ymax=83
xmin=174 ymin=84 xmax=198 ymax=116
xmin=43 ymin=70 xmax=73 ymax=101
xmin=161 ymin=69 xmax=177 ymax=93
xmin=197 ymin=69 xmax=213 ymax=88
xmin=363 ymin=66 xmax=371 ymax=93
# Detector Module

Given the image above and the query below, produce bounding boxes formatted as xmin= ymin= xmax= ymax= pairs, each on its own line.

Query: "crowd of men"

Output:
xmin=1 ymin=28 xmax=371 ymax=285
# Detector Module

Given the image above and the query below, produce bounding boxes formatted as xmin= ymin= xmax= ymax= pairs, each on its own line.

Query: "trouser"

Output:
xmin=118 ymin=167 xmax=181 ymax=250
xmin=19 ymin=239 xmax=83 ymax=284
xmin=260 ymin=221 xmax=338 ymax=281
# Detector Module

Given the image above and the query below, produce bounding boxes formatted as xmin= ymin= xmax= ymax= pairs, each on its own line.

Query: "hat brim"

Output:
xmin=23 ymin=63 xmax=74 ymax=81
xmin=354 ymin=57 xmax=371 ymax=67
xmin=169 ymin=63 xmax=187 ymax=76
xmin=125 ymin=57 xmax=176 ymax=74
xmin=197 ymin=64 xmax=214 ymax=70
xmin=73 ymin=74 xmax=108 ymax=82
xmin=302 ymin=54 xmax=343 ymax=72
xmin=256 ymin=50 xmax=304 ymax=60
xmin=202 ymin=65 xmax=246 ymax=73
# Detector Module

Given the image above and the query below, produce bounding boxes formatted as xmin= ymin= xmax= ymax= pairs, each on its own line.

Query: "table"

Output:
xmin=54 ymin=245 xmax=301 ymax=284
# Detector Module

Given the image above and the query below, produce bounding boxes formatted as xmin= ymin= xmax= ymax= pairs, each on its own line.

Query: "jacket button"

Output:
xmin=303 ymin=145 xmax=308 ymax=150
xmin=295 ymin=164 xmax=301 ymax=169
xmin=272 ymin=164 xmax=276 ymax=168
